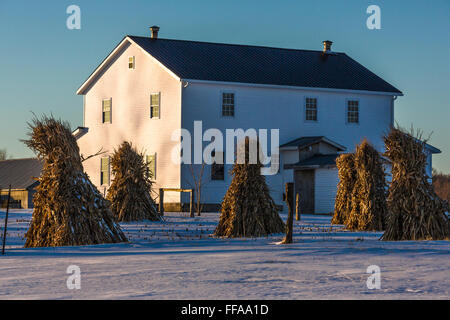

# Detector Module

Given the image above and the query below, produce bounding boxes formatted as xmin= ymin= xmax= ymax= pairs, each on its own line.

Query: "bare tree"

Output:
xmin=81 ymin=147 xmax=106 ymax=162
xmin=433 ymin=169 xmax=450 ymax=202
xmin=182 ymin=163 xmax=209 ymax=216
xmin=0 ymin=149 xmax=7 ymax=161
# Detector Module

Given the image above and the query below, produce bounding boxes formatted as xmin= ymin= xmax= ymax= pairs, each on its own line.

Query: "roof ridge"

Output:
xmin=127 ymin=35 xmax=344 ymax=55
xmin=78 ymin=34 xmax=402 ymax=95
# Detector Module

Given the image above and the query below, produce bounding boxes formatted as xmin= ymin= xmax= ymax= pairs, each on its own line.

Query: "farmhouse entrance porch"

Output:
xmin=281 ymin=136 xmax=346 ymax=214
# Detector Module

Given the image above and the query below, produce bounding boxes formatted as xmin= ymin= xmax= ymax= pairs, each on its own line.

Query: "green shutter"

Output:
xmin=146 ymin=154 xmax=156 ymax=179
xmin=101 ymin=157 xmax=110 ymax=185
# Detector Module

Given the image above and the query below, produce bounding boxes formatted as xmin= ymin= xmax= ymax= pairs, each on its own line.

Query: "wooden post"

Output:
xmin=2 ymin=185 xmax=11 ymax=255
xmin=159 ymin=188 xmax=164 ymax=216
xmin=196 ymin=188 xmax=201 ymax=217
xmin=190 ymin=189 xmax=195 ymax=218
xmin=282 ymin=183 xmax=294 ymax=244
xmin=295 ymin=193 xmax=301 ymax=221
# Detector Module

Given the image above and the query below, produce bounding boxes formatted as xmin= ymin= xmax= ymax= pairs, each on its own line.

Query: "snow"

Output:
xmin=0 ymin=209 xmax=449 ymax=299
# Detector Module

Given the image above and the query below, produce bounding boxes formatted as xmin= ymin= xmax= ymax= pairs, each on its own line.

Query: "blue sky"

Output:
xmin=0 ymin=0 xmax=449 ymax=172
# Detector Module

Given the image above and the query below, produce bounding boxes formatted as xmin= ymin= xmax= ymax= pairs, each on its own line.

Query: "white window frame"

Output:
xmin=221 ymin=92 xmax=235 ymax=117
xmin=102 ymin=98 xmax=112 ymax=124
xmin=150 ymin=92 xmax=161 ymax=119
xmin=304 ymin=97 xmax=318 ymax=122
xmin=346 ymin=99 xmax=360 ymax=124
xmin=128 ymin=56 xmax=135 ymax=69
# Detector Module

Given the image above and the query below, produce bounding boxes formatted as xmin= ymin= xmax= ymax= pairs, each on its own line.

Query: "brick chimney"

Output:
xmin=150 ymin=26 xmax=160 ymax=39
xmin=323 ymin=40 xmax=333 ymax=53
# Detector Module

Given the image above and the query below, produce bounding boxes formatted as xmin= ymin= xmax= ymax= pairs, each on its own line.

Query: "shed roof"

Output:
xmin=0 ymin=158 xmax=42 ymax=190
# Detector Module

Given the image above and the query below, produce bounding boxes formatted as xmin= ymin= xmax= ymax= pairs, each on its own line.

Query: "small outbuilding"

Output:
xmin=0 ymin=158 xmax=42 ymax=209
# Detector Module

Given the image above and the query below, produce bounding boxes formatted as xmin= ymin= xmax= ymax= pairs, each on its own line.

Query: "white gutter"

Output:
xmin=183 ymin=79 xmax=403 ymax=97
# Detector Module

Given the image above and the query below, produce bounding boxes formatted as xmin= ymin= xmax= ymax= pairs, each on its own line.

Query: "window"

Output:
xmin=211 ymin=150 xmax=224 ymax=180
xmin=305 ymin=97 xmax=318 ymax=121
xmin=102 ymin=99 xmax=112 ymax=123
xmin=222 ymin=93 xmax=235 ymax=117
xmin=347 ymin=100 xmax=359 ymax=124
xmin=150 ymin=93 xmax=160 ymax=119
xmin=146 ymin=154 xmax=156 ymax=179
xmin=128 ymin=56 xmax=135 ymax=69
xmin=100 ymin=157 xmax=110 ymax=185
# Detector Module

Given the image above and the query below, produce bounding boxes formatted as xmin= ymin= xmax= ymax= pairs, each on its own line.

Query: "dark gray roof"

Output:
xmin=280 ymin=136 xmax=346 ymax=151
xmin=0 ymin=158 xmax=42 ymax=190
xmin=285 ymin=154 xmax=339 ymax=169
xmin=128 ymin=36 xmax=402 ymax=94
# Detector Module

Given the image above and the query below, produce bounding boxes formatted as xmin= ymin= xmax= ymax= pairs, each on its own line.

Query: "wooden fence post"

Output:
xmin=2 ymin=185 xmax=11 ymax=255
xmin=196 ymin=189 xmax=201 ymax=217
xmin=159 ymin=188 xmax=164 ymax=216
xmin=295 ymin=193 xmax=301 ymax=221
xmin=190 ymin=189 xmax=195 ymax=218
xmin=282 ymin=183 xmax=294 ymax=244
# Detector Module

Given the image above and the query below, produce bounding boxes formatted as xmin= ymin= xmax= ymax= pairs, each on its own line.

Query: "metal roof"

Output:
xmin=0 ymin=158 xmax=42 ymax=190
xmin=284 ymin=154 xmax=340 ymax=169
xmin=280 ymin=136 xmax=347 ymax=151
xmin=125 ymin=36 xmax=402 ymax=94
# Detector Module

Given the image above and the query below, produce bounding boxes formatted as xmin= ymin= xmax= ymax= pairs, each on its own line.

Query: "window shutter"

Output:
xmin=146 ymin=154 xmax=156 ymax=179
xmin=101 ymin=157 xmax=110 ymax=185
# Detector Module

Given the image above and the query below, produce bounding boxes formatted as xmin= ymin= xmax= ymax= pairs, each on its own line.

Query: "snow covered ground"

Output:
xmin=0 ymin=209 xmax=449 ymax=299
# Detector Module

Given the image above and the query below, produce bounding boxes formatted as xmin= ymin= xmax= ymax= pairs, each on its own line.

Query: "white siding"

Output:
xmin=77 ymin=40 xmax=182 ymax=203
xmin=314 ymin=168 xmax=339 ymax=214
xmin=180 ymin=81 xmax=394 ymax=208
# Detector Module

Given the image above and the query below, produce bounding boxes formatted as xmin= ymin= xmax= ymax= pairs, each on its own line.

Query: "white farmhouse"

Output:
xmin=75 ymin=26 xmax=440 ymax=214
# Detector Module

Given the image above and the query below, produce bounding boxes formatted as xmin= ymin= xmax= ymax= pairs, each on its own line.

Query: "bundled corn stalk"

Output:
xmin=215 ymin=137 xmax=284 ymax=237
xmin=331 ymin=154 xmax=356 ymax=225
xmin=382 ymin=128 xmax=449 ymax=240
xmin=23 ymin=115 xmax=127 ymax=247
xmin=107 ymin=141 xmax=160 ymax=222
xmin=346 ymin=139 xmax=387 ymax=231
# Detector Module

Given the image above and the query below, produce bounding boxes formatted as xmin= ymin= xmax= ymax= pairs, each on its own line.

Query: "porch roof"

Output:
xmin=284 ymin=154 xmax=340 ymax=170
xmin=280 ymin=136 xmax=346 ymax=151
